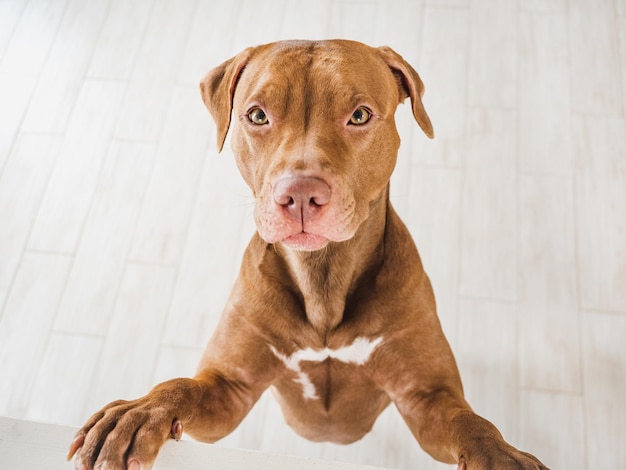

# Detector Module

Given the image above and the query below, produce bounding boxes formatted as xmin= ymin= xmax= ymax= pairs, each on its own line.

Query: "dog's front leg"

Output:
xmin=68 ymin=290 xmax=278 ymax=470
xmin=67 ymin=369 xmax=261 ymax=470
xmin=395 ymin=388 xmax=548 ymax=469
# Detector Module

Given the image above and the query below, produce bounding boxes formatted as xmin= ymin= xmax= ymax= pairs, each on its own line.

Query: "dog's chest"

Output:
xmin=269 ymin=337 xmax=383 ymax=400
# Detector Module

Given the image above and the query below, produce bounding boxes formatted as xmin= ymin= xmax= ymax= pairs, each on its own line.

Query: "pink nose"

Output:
xmin=273 ymin=176 xmax=331 ymax=222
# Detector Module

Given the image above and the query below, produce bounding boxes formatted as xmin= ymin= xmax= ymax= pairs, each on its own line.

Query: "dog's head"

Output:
xmin=200 ymin=40 xmax=433 ymax=251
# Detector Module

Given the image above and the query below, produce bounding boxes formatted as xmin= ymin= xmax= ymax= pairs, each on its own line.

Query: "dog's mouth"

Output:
xmin=281 ymin=232 xmax=329 ymax=251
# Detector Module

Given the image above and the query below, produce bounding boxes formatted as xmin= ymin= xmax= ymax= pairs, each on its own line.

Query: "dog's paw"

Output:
xmin=67 ymin=399 xmax=184 ymax=470
xmin=457 ymin=442 xmax=549 ymax=470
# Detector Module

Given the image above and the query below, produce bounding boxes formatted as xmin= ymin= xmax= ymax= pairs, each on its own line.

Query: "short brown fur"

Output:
xmin=69 ymin=40 xmax=547 ymax=470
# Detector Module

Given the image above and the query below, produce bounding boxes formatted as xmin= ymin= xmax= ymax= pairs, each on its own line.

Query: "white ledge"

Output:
xmin=0 ymin=417 xmax=390 ymax=469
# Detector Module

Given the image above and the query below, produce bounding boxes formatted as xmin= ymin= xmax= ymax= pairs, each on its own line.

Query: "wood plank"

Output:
xmin=128 ymin=87 xmax=212 ymax=265
xmin=280 ymin=0 xmax=331 ymax=40
xmin=404 ymin=166 xmax=462 ymax=347
xmin=0 ymin=418 xmax=76 ymax=468
xmin=0 ymin=135 xmax=61 ymax=306
xmin=25 ymin=333 xmax=101 ymax=425
xmin=456 ymin=299 xmax=518 ymax=444
xmin=621 ymin=17 xmax=626 ymax=121
xmin=459 ymin=109 xmax=517 ymax=301
xmin=84 ymin=263 xmax=176 ymax=414
xmin=581 ymin=311 xmax=626 ymax=467
xmin=520 ymin=0 xmax=567 ymax=12
xmin=415 ymin=5 xmax=469 ymax=168
xmin=87 ymin=0 xmax=154 ymax=80
xmin=0 ymin=0 xmax=67 ymax=77
xmin=161 ymin=142 xmax=252 ymax=348
xmin=426 ymin=0 xmax=467 ymax=7
xmin=0 ymin=253 xmax=72 ymax=417
xmin=371 ymin=0 xmax=423 ymax=55
xmin=518 ymin=174 xmax=580 ymax=392
xmin=53 ymin=142 xmax=156 ymax=335
xmin=20 ymin=0 xmax=111 ymax=133
xmin=573 ymin=115 xmax=626 ymax=313
xmin=519 ymin=391 xmax=584 ymax=469
xmin=0 ymin=0 xmax=26 ymax=61
xmin=27 ymin=80 xmax=126 ymax=253
xmin=519 ymin=10 xmax=572 ymax=174
xmin=468 ymin=0 xmax=517 ymax=108
xmin=0 ymin=73 xmax=36 ymax=170
xmin=113 ymin=0 xmax=197 ymax=141
xmin=568 ymin=0 xmax=623 ymax=115
xmin=229 ymin=0 xmax=286 ymax=54
xmin=177 ymin=0 xmax=242 ymax=86
xmin=329 ymin=1 xmax=378 ymax=45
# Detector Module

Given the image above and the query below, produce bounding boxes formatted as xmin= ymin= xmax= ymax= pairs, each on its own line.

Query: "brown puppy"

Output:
xmin=68 ymin=40 xmax=547 ymax=470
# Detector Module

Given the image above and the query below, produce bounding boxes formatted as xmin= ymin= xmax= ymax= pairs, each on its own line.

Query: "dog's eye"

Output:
xmin=349 ymin=107 xmax=371 ymax=125
xmin=248 ymin=108 xmax=269 ymax=125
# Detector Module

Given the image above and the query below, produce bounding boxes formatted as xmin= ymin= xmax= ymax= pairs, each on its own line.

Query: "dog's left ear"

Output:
xmin=200 ymin=48 xmax=253 ymax=151
xmin=377 ymin=46 xmax=434 ymax=139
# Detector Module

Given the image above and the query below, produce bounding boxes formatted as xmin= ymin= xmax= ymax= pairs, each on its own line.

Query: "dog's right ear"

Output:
xmin=200 ymin=48 xmax=253 ymax=152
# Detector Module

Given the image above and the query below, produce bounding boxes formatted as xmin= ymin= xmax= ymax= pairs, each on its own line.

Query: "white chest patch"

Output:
xmin=269 ymin=337 xmax=383 ymax=400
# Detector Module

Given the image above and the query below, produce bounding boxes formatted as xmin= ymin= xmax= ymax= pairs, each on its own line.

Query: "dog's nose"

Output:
xmin=273 ymin=176 xmax=331 ymax=222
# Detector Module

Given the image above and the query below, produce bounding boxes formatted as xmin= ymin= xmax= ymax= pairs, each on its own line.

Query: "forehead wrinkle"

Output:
xmin=240 ymin=71 xmax=295 ymax=121
xmin=309 ymin=44 xmax=397 ymax=115
xmin=243 ymin=45 xmax=318 ymax=123
xmin=302 ymin=52 xmax=315 ymax=133
xmin=264 ymin=42 xmax=318 ymax=132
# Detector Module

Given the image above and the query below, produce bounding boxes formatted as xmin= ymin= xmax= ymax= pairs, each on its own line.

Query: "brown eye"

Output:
xmin=349 ymin=107 xmax=371 ymax=125
xmin=248 ymin=107 xmax=269 ymax=125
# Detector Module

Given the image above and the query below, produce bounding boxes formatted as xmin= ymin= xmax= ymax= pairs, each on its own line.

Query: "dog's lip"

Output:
xmin=281 ymin=232 xmax=329 ymax=251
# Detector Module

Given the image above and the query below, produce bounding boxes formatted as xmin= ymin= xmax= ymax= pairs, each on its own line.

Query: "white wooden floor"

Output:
xmin=0 ymin=0 xmax=625 ymax=469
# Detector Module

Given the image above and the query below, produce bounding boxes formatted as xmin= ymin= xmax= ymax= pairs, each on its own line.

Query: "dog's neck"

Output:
xmin=276 ymin=187 xmax=389 ymax=335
